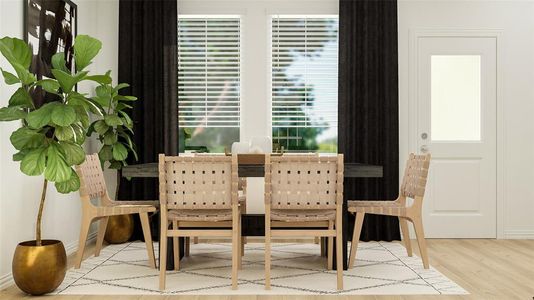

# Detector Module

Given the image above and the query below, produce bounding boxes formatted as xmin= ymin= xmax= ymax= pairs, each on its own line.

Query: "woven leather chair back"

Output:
xmin=77 ymin=154 xmax=107 ymax=199
xmin=266 ymin=155 xmax=343 ymax=210
xmin=400 ymin=153 xmax=431 ymax=199
xmin=159 ymin=155 xmax=238 ymax=210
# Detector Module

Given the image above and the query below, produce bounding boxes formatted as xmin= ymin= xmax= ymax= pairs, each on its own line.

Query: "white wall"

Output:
xmin=398 ymin=0 xmax=534 ymax=238
xmin=0 ymin=0 xmax=119 ymax=289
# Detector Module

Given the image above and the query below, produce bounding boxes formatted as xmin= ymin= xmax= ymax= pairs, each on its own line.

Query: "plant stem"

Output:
xmin=36 ymin=179 xmax=48 ymax=246
xmin=115 ymin=169 xmax=121 ymax=201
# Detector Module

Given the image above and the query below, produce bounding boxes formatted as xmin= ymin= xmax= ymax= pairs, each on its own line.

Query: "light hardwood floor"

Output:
xmin=1 ymin=239 xmax=533 ymax=299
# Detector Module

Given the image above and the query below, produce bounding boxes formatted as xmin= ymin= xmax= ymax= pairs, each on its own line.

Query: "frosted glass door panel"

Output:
xmin=431 ymin=55 xmax=481 ymax=141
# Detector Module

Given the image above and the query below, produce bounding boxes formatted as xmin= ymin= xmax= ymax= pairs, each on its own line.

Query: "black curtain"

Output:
xmin=117 ymin=0 xmax=178 ymax=240
xmin=338 ymin=0 xmax=401 ymax=241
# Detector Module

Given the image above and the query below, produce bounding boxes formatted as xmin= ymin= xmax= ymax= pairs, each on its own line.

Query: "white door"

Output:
xmin=416 ymin=36 xmax=497 ymax=238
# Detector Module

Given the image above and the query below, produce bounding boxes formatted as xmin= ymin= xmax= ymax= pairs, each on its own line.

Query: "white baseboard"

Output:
xmin=503 ymin=230 xmax=534 ymax=239
xmin=0 ymin=232 xmax=98 ymax=291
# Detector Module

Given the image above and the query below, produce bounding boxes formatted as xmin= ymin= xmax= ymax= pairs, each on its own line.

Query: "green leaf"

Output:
xmin=51 ymin=104 xmax=76 ymax=127
xmin=109 ymin=160 xmax=123 ymax=170
xmin=12 ymin=63 xmax=36 ymax=85
xmin=50 ymin=69 xmax=75 ymax=92
xmin=13 ymin=149 xmax=29 ymax=161
xmin=10 ymin=127 xmax=46 ymax=150
xmin=0 ymin=106 xmax=27 ymax=121
xmin=20 ymin=147 xmax=47 ymax=176
xmin=99 ymin=145 xmax=113 ymax=161
xmin=114 ymin=83 xmax=129 ymax=93
xmin=0 ymin=37 xmax=32 ymax=69
xmin=115 ymin=95 xmax=137 ymax=101
xmin=112 ymin=143 xmax=128 ymax=161
xmin=8 ymin=87 xmax=33 ymax=108
xmin=72 ymin=105 xmax=90 ymax=128
xmin=35 ymin=79 xmax=60 ymax=94
xmin=86 ymin=74 xmax=112 ymax=84
xmin=44 ymin=143 xmax=72 ymax=182
xmin=26 ymin=102 xmax=56 ymax=128
xmin=55 ymin=171 xmax=80 ymax=193
xmin=115 ymin=102 xmax=132 ymax=111
xmin=103 ymin=131 xmax=118 ymax=145
xmin=104 ymin=114 xmax=123 ymax=126
xmin=68 ymin=92 xmax=103 ymax=116
xmin=51 ymin=52 xmax=69 ymax=73
xmin=58 ymin=141 xmax=85 ymax=165
xmin=74 ymin=35 xmax=102 ymax=71
xmin=122 ymin=134 xmax=138 ymax=161
xmin=55 ymin=126 xmax=74 ymax=141
xmin=94 ymin=120 xmax=109 ymax=135
xmin=71 ymin=124 xmax=86 ymax=145
xmin=1 ymin=68 xmax=19 ymax=85
xmin=118 ymin=111 xmax=133 ymax=128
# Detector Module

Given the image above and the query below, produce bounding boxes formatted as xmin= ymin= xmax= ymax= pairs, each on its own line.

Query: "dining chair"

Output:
xmin=75 ymin=154 xmax=157 ymax=269
xmin=348 ymin=153 xmax=431 ymax=269
xmin=264 ymin=154 xmax=344 ymax=290
xmin=189 ymin=154 xmax=247 ymax=256
xmin=158 ymin=154 xmax=242 ymax=290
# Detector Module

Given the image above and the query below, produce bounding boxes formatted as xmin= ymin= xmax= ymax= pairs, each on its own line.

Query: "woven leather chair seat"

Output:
xmin=271 ymin=209 xmax=336 ymax=221
xmin=168 ymin=209 xmax=232 ymax=221
xmin=348 ymin=200 xmax=406 ymax=215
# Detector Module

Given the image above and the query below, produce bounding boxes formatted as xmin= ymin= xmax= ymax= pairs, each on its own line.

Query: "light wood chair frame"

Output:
xmin=75 ymin=154 xmax=157 ymax=269
xmin=264 ymin=154 xmax=344 ymax=290
xmin=158 ymin=154 xmax=242 ymax=290
xmin=348 ymin=153 xmax=431 ymax=269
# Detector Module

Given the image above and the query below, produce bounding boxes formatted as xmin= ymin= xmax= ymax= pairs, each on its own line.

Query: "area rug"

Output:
xmin=55 ymin=241 xmax=467 ymax=295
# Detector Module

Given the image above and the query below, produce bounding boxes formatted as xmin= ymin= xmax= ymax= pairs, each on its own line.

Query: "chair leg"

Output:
xmin=95 ymin=217 xmax=109 ymax=257
xmin=159 ymin=220 xmax=168 ymax=290
xmin=75 ymin=216 xmax=92 ymax=269
xmin=348 ymin=212 xmax=365 ymax=269
xmin=327 ymin=220 xmax=334 ymax=270
xmin=139 ymin=212 xmax=156 ymax=268
xmin=185 ymin=237 xmax=190 ymax=257
xmin=238 ymin=213 xmax=243 ymax=269
xmin=335 ymin=213 xmax=344 ymax=291
xmin=314 ymin=236 xmax=320 ymax=244
xmin=231 ymin=209 xmax=239 ymax=290
xmin=320 ymin=237 xmax=325 ymax=257
xmin=399 ymin=217 xmax=413 ymax=257
xmin=412 ymin=216 xmax=429 ymax=269
xmin=194 ymin=237 xmax=199 ymax=244
xmin=265 ymin=210 xmax=271 ymax=290
xmin=172 ymin=220 xmax=180 ymax=271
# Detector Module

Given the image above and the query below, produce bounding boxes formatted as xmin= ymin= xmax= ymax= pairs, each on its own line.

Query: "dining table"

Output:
xmin=122 ymin=155 xmax=383 ymax=270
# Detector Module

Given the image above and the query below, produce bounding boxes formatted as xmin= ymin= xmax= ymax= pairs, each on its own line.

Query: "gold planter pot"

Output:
xmin=12 ymin=240 xmax=66 ymax=295
xmin=104 ymin=214 xmax=134 ymax=244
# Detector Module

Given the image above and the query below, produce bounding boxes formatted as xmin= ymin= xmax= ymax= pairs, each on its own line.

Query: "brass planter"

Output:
xmin=104 ymin=214 xmax=134 ymax=244
xmin=12 ymin=240 xmax=66 ymax=295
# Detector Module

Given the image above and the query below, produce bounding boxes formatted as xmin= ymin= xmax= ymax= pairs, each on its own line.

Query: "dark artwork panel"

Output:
xmin=24 ymin=0 xmax=77 ymax=107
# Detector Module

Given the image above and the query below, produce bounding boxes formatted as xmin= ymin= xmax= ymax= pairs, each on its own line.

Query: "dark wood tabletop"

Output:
xmin=122 ymin=162 xmax=383 ymax=178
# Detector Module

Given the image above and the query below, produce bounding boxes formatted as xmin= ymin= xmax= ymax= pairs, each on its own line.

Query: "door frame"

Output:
xmin=408 ymin=29 xmax=505 ymax=238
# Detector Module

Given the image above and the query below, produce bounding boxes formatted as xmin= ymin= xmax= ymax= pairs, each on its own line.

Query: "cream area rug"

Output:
xmin=55 ymin=241 xmax=467 ymax=295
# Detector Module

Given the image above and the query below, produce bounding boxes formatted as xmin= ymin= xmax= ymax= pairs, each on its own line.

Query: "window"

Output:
xmin=431 ymin=55 xmax=481 ymax=141
xmin=271 ymin=15 xmax=338 ymax=153
xmin=178 ymin=16 xmax=241 ymax=153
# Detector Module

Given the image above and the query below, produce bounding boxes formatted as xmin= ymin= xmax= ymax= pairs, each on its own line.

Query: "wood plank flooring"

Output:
xmin=1 ymin=239 xmax=533 ymax=299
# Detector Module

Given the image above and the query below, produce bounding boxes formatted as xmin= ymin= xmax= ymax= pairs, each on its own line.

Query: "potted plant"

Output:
xmin=0 ymin=35 xmax=111 ymax=295
xmin=87 ymin=80 xmax=139 ymax=243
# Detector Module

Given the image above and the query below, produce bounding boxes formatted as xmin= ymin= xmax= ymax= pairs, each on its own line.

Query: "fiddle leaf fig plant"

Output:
xmin=87 ymin=81 xmax=138 ymax=170
xmin=0 ymin=35 xmax=111 ymax=246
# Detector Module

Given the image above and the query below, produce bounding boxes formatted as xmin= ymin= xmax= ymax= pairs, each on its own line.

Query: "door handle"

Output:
xmin=420 ymin=145 xmax=429 ymax=153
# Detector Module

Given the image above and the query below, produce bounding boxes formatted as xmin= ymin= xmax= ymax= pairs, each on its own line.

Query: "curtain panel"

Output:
xmin=117 ymin=0 xmax=178 ymax=240
xmin=338 ymin=0 xmax=401 ymax=241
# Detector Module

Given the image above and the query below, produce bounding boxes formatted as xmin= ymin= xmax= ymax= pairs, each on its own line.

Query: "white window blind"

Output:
xmin=271 ymin=15 xmax=338 ymax=129
xmin=178 ymin=16 xmax=241 ymax=128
